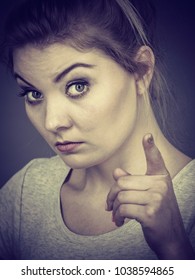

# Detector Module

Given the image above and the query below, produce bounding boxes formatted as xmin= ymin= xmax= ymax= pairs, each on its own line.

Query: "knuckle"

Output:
xmin=152 ymin=192 xmax=163 ymax=203
xmin=145 ymin=205 xmax=156 ymax=218
xmin=157 ymin=178 xmax=169 ymax=194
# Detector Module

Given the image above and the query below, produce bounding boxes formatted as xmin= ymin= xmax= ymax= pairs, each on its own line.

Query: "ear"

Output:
xmin=134 ymin=46 xmax=155 ymax=96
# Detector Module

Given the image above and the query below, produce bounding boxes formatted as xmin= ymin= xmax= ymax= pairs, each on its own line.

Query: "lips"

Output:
xmin=55 ymin=141 xmax=83 ymax=153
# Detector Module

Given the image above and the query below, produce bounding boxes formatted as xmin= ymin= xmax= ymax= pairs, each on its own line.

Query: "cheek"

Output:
xmin=25 ymin=106 xmax=35 ymax=125
xmin=25 ymin=106 xmax=46 ymax=135
xmin=80 ymin=83 xmax=137 ymax=138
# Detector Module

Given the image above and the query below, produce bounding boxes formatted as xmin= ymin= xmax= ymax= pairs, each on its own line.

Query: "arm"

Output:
xmin=0 ymin=161 xmax=33 ymax=259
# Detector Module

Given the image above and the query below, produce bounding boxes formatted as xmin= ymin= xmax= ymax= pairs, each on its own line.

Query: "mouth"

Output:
xmin=55 ymin=141 xmax=83 ymax=153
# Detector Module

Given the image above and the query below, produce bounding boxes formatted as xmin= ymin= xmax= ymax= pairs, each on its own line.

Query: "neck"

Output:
xmin=86 ymin=113 xmax=190 ymax=189
xmin=69 ymin=104 xmax=190 ymax=192
xmin=84 ymin=108 xmax=163 ymax=189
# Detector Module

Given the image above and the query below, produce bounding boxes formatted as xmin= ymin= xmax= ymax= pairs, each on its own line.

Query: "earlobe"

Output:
xmin=135 ymin=77 xmax=146 ymax=96
xmin=134 ymin=46 xmax=155 ymax=95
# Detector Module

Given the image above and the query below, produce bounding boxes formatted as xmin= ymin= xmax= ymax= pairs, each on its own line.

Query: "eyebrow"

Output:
xmin=14 ymin=73 xmax=36 ymax=88
xmin=14 ymin=63 xmax=95 ymax=87
xmin=54 ymin=63 xmax=95 ymax=83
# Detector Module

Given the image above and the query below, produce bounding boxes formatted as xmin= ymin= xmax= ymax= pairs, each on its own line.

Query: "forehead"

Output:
xmin=13 ymin=43 xmax=108 ymax=75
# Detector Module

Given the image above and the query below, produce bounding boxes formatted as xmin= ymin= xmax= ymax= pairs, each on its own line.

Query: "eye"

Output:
xmin=18 ymin=89 xmax=44 ymax=104
xmin=66 ymin=80 xmax=89 ymax=98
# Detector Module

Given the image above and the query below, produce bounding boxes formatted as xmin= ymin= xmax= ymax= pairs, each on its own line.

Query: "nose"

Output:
xmin=44 ymin=97 xmax=73 ymax=132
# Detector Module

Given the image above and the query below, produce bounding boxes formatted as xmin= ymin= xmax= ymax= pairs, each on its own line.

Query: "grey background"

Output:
xmin=0 ymin=0 xmax=195 ymax=187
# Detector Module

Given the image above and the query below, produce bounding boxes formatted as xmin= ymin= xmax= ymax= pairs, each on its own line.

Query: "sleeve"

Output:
xmin=0 ymin=161 xmax=34 ymax=259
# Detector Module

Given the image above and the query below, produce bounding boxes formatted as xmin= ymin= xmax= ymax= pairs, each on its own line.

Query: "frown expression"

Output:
xmin=13 ymin=43 xmax=139 ymax=169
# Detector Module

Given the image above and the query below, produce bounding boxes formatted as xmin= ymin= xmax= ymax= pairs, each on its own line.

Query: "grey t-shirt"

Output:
xmin=0 ymin=156 xmax=195 ymax=259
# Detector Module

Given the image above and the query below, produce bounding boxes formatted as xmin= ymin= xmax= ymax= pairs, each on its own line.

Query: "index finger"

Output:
xmin=143 ymin=133 xmax=169 ymax=176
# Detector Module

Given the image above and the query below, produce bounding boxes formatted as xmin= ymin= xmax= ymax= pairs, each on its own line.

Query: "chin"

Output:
xmin=59 ymin=155 xmax=94 ymax=169
xmin=59 ymin=153 xmax=105 ymax=170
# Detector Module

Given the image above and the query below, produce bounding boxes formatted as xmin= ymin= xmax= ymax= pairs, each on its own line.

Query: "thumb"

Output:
xmin=143 ymin=133 xmax=168 ymax=175
xmin=113 ymin=168 xmax=130 ymax=181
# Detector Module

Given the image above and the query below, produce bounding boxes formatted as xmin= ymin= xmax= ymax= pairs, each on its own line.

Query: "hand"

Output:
xmin=106 ymin=133 xmax=195 ymax=259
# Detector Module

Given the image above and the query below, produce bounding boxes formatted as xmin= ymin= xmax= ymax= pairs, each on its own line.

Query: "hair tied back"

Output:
xmin=114 ymin=0 xmax=150 ymax=46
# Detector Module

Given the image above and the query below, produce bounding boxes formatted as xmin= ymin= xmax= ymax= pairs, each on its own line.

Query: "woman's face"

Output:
xmin=13 ymin=43 xmax=139 ymax=169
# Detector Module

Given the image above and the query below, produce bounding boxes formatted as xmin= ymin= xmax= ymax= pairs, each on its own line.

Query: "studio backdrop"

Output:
xmin=0 ymin=0 xmax=195 ymax=187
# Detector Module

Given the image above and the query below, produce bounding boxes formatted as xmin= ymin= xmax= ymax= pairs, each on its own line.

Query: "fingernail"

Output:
xmin=147 ymin=134 xmax=154 ymax=145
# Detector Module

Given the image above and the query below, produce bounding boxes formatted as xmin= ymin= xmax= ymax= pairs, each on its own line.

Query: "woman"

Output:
xmin=0 ymin=0 xmax=194 ymax=260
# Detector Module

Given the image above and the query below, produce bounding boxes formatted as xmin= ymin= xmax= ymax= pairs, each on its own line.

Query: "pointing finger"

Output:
xmin=143 ymin=133 xmax=168 ymax=175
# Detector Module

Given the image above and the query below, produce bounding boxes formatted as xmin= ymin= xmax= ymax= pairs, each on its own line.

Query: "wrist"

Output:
xmin=156 ymin=239 xmax=195 ymax=260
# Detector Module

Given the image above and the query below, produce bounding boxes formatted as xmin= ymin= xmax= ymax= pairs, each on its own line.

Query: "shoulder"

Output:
xmin=173 ymin=160 xmax=195 ymax=228
xmin=173 ymin=159 xmax=195 ymax=198
xmin=23 ymin=155 xmax=69 ymax=179
xmin=0 ymin=155 xmax=69 ymax=199
xmin=0 ymin=156 xmax=69 ymax=258
xmin=24 ymin=156 xmax=69 ymax=191
xmin=173 ymin=159 xmax=195 ymax=189
xmin=25 ymin=155 xmax=68 ymax=173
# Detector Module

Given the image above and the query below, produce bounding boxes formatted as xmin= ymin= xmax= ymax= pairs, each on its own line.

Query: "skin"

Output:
xmin=13 ymin=43 xmax=194 ymax=259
